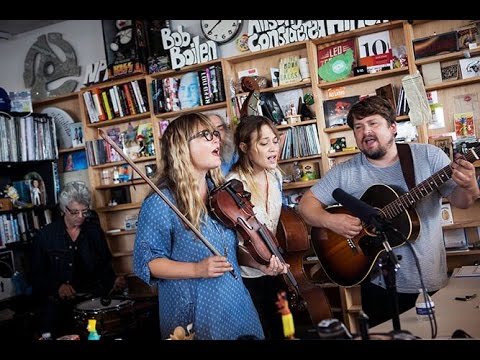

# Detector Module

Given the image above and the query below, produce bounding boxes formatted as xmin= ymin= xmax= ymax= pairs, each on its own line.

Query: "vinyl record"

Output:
xmin=41 ymin=107 xmax=75 ymax=149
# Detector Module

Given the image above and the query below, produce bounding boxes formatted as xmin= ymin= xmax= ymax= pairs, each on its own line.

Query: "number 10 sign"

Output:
xmin=357 ymin=30 xmax=391 ymax=58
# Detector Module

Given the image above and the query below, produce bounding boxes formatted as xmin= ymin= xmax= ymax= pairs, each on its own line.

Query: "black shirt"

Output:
xmin=31 ymin=217 xmax=116 ymax=299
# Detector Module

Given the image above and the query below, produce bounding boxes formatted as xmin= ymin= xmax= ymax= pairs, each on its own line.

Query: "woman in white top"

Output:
xmin=226 ymin=115 xmax=288 ymax=339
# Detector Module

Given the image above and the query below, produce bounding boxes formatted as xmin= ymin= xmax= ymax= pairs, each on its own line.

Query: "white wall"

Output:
xmin=0 ymin=19 xmax=245 ymax=94
xmin=0 ymin=20 xmax=105 ymax=93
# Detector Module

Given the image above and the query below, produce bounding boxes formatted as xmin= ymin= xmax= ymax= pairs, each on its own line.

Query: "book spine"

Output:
xmin=122 ymin=83 xmax=137 ymax=115
xmin=101 ymin=91 xmax=113 ymax=120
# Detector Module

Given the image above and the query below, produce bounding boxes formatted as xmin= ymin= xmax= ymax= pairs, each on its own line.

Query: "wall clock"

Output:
xmin=200 ymin=20 xmax=242 ymax=44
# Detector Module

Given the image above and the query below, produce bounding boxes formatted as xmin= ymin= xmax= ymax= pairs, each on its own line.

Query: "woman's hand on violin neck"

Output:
xmin=261 ymin=255 xmax=289 ymax=276
xmin=196 ymin=256 xmax=233 ymax=278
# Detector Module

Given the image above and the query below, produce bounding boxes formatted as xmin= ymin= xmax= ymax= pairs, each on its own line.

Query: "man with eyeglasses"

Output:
xmin=209 ymin=113 xmax=239 ymax=176
xmin=31 ymin=182 xmax=126 ymax=339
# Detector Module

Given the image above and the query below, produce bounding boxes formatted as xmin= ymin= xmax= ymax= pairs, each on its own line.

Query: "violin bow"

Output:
xmin=98 ymin=128 xmax=238 ymax=280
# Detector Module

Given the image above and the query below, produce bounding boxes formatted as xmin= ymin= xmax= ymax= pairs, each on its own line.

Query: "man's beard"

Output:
xmin=221 ymin=136 xmax=235 ymax=163
xmin=363 ymin=136 xmax=395 ymax=160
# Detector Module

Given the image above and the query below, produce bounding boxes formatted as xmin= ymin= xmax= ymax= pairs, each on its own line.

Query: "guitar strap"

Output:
xmin=397 ymin=143 xmax=415 ymax=190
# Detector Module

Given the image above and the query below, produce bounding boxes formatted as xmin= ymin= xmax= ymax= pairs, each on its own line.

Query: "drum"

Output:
xmin=74 ymin=297 xmax=135 ymax=339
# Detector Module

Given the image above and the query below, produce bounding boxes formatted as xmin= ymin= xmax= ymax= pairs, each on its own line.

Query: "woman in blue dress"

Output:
xmin=133 ymin=113 xmax=266 ymax=340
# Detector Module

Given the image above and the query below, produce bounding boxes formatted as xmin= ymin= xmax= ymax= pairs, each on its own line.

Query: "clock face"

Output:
xmin=201 ymin=20 xmax=242 ymax=44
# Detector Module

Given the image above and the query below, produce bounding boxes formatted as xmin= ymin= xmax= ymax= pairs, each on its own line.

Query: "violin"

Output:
xmin=209 ymin=179 xmax=332 ymax=324
xmin=209 ymin=179 xmax=300 ymax=293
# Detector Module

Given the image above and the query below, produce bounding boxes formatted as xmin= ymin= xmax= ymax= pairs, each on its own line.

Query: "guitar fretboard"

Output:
xmin=380 ymin=146 xmax=479 ymax=220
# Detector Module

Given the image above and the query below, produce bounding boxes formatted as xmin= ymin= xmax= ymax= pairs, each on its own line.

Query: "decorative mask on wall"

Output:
xmin=23 ymin=32 xmax=81 ymax=100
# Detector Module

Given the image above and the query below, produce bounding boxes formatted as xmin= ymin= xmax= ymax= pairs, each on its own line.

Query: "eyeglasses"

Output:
xmin=188 ymin=129 xmax=221 ymax=142
xmin=66 ymin=206 xmax=90 ymax=217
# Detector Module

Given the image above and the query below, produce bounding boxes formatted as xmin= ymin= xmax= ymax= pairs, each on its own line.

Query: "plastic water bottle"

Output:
xmin=416 ymin=288 xmax=435 ymax=321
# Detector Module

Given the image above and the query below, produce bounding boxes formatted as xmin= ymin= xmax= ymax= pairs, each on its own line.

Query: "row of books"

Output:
xmin=0 ymin=113 xmax=58 ymax=163
xmin=150 ymin=64 xmax=226 ymax=114
xmin=280 ymin=124 xmax=321 ymax=160
xmin=83 ymin=80 xmax=149 ymax=124
xmin=395 ymin=86 xmax=410 ymax=116
xmin=0 ymin=209 xmax=52 ymax=247
xmin=85 ymin=123 xmax=154 ymax=166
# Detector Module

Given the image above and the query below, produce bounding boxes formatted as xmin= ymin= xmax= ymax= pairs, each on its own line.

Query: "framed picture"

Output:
xmin=63 ymin=150 xmax=88 ymax=172
xmin=70 ymin=122 xmax=84 ymax=148
xmin=441 ymin=64 xmax=459 ymax=81
xmin=429 ymin=136 xmax=453 ymax=161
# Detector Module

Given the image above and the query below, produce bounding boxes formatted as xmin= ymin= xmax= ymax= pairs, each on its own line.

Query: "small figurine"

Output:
xmin=169 ymin=324 xmax=194 ymax=340
xmin=136 ymin=133 xmax=145 ymax=157
xmin=87 ymin=319 xmax=101 ymax=340
xmin=31 ymin=179 xmax=42 ymax=206
xmin=275 ymin=290 xmax=296 ymax=340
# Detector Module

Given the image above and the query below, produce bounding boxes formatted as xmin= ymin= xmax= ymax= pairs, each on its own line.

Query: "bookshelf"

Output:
xmin=78 ymin=59 xmax=229 ymax=286
xmin=409 ymin=19 xmax=480 ymax=274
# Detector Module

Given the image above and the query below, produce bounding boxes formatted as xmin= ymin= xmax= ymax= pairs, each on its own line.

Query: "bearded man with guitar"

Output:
xmin=299 ymin=96 xmax=480 ymax=327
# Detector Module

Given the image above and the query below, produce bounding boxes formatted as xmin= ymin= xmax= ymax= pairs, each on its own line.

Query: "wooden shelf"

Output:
xmin=86 ymin=112 xmax=151 ymax=128
xmin=33 ymin=91 xmax=80 ymax=107
xmin=236 ymin=80 xmax=312 ymax=98
xmin=446 ymin=249 xmax=480 ymax=257
xmin=90 ymin=156 xmax=156 ymax=170
xmin=58 ymin=146 xmax=85 ymax=154
xmin=324 ymin=125 xmax=350 ymax=134
xmin=327 ymin=150 xmax=360 ymax=158
xmin=95 ymin=179 xmax=146 ymax=190
xmin=415 ymin=47 xmax=480 ymax=66
xmin=283 ymin=179 xmax=319 ymax=190
xmin=225 ymin=40 xmax=308 ymax=64
xmin=96 ymin=202 xmax=142 ymax=212
xmin=277 ymin=119 xmax=317 ymax=130
xmin=424 ymin=76 xmax=480 ymax=92
xmin=155 ymin=101 xmax=227 ymax=119
xmin=82 ymin=72 xmax=147 ymax=91
xmin=318 ymin=67 xmax=409 ymax=89
xmin=278 ymin=154 xmax=321 ymax=164
xmin=443 ymin=220 xmax=480 ymax=230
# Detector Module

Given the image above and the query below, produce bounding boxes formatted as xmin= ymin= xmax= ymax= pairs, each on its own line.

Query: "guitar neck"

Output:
xmin=381 ymin=146 xmax=480 ymax=220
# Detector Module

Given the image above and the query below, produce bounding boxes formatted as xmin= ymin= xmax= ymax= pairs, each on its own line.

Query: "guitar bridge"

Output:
xmin=346 ymin=238 xmax=359 ymax=255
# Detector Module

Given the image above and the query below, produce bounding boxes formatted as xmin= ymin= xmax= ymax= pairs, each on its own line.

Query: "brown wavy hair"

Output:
xmin=232 ymin=115 xmax=281 ymax=199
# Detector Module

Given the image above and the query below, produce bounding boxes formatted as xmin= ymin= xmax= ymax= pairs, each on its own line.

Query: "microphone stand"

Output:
xmin=371 ymin=216 xmax=402 ymax=331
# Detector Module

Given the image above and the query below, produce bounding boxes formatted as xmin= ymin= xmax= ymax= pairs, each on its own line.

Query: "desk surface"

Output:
xmin=371 ymin=272 xmax=480 ymax=339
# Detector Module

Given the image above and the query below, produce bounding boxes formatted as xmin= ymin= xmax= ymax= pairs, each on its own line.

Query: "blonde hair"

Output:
xmin=232 ymin=115 xmax=281 ymax=200
xmin=155 ymin=113 xmax=224 ymax=228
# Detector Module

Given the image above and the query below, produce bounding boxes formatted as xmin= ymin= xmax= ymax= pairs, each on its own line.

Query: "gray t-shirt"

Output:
xmin=310 ymin=143 xmax=456 ymax=293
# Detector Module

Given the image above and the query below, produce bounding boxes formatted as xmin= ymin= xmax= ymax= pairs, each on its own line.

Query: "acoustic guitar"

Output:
xmin=311 ymin=146 xmax=480 ymax=287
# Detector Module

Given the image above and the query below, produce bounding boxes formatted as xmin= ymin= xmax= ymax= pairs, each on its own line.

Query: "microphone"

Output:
xmin=332 ymin=188 xmax=379 ymax=226
xmin=332 ymin=188 xmax=401 ymax=269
